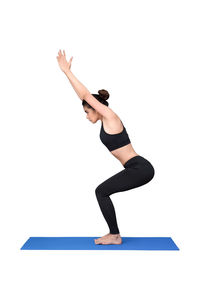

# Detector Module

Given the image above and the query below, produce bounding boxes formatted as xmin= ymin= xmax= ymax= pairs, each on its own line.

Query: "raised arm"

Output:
xmin=57 ymin=49 xmax=89 ymax=99
xmin=56 ymin=49 xmax=115 ymax=118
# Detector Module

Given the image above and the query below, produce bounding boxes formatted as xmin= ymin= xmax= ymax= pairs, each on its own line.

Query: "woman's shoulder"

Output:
xmin=103 ymin=109 xmax=120 ymax=121
xmin=102 ymin=114 xmax=124 ymax=134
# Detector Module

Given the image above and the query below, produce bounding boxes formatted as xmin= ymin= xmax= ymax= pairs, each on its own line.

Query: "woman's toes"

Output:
xmin=94 ymin=238 xmax=102 ymax=244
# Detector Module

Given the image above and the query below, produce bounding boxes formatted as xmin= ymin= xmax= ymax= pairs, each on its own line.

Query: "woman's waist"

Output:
xmin=110 ymin=144 xmax=139 ymax=165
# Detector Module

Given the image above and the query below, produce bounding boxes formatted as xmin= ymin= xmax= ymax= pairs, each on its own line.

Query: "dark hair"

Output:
xmin=82 ymin=89 xmax=110 ymax=111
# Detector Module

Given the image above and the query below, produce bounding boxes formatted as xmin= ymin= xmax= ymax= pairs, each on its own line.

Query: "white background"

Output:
xmin=0 ymin=0 xmax=200 ymax=299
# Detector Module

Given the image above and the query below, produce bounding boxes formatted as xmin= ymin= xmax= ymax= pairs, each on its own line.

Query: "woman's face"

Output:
xmin=83 ymin=106 xmax=101 ymax=123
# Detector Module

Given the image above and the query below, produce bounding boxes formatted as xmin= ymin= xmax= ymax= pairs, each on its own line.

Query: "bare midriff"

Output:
xmin=110 ymin=143 xmax=139 ymax=166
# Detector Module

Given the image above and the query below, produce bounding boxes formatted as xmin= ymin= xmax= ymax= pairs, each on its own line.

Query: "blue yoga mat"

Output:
xmin=20 ymin=237 xmax=179 ymax=250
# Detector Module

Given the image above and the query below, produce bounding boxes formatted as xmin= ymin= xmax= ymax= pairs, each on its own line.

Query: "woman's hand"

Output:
xmin=56 ymin=49 xmax=73 ymax=73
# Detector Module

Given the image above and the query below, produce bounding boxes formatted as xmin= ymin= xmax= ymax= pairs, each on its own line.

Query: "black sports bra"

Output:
xmin=100 ymin=120 xmax=131 ymax=151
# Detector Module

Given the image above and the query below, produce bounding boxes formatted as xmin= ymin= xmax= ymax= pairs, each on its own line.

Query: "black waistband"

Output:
xmin=123 ymin=155 xmax=148 ymax=167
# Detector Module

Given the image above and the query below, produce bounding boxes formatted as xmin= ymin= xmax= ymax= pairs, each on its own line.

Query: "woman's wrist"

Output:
xmin=64 ymin=68 xmax=71 ymax=77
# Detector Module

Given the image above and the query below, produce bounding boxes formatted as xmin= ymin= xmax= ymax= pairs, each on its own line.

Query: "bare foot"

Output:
xmin=94 ymin=234 xmax=122 ymax=245
xmin=94 ymin=233 xmax=110 ymax=244
xmin=102 ymin=233 xmax=111 ymax=238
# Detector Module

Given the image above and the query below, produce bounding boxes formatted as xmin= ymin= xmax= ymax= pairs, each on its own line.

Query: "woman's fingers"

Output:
xmin=57 ymin=50 xmax=70 ymax=67
xmin=57 ymin=49 xmax=66 ymax=58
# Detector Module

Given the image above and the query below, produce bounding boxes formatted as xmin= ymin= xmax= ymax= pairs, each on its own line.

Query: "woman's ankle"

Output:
xmin=110 ymin=233 xmax=121 ymax=237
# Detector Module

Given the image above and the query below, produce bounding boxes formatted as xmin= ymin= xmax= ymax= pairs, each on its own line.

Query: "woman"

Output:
xmin=57 ymin=49 xmax=155 ymax=245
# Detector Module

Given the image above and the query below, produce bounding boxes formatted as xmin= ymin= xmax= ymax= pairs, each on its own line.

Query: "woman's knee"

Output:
xmin=95 ymin=184 xmax=107 ymax=197
xmin=95 ymin=185 xmax=102 ymax=196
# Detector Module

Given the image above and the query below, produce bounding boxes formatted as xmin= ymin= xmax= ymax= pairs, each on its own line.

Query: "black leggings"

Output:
xmin=95 ymin=155 xmax=155 ymax=234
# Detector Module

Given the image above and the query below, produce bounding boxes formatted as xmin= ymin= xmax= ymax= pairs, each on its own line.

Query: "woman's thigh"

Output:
xmin=95 ymin=164 xmax=154 ymax=197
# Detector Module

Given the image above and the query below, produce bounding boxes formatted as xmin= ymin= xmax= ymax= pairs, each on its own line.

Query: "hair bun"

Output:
xmin=98 ymin=89 xmax=109 ymax=101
